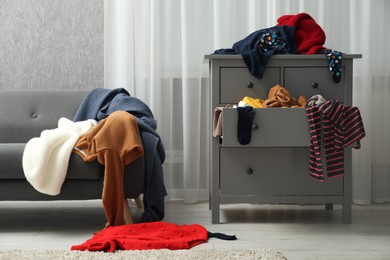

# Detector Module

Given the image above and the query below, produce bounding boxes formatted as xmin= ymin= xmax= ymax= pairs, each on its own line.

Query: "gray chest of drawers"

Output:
xmin=206 ymin=54 xmax=362 ymax=224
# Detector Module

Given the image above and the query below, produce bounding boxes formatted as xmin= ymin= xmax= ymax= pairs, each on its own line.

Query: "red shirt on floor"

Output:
xmin=71 ymin=222 xmax=209 ymax=252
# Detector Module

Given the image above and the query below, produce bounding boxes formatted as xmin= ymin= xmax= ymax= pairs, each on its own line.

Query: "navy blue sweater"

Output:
xmin=214 ymin=25 xmax=298 ymax=79
xmin=74 ymin=88 xmax=167 ymax=222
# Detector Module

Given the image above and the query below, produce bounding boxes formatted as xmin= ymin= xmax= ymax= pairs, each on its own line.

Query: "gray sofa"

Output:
xmin=0 ymin=89 xmax=144 ymax=201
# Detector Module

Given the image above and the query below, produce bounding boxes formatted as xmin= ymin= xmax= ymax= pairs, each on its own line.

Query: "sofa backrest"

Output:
xmin=0 ymin=89 xmax=91 ymax=143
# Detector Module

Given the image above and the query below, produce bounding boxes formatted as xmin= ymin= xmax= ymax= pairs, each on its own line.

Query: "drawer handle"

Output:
xmin=246 ymin=168 xmax=254 ymax=175
xmin=247 ymin=82 xmax=254 ymax=89
xmin=252 ymin=123 xmax=259 ymax=130
xmin=311 ymin=82 xmax=319 ymax=88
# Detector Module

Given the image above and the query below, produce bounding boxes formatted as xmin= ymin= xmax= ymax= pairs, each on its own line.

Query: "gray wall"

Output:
xmin=0 ymin=0 xmax=103 ymax=89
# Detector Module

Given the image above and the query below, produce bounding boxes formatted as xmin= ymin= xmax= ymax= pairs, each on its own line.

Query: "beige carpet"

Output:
xmin=0 ymin=249 xmax=286 ymax=260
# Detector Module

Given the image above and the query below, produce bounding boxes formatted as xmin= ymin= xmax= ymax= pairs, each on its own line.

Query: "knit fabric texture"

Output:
xmin=22 ymin=118 xmax=97 ymax=195
xmin=71 ymin=222 xmax=209 ymax=252
xmin=277 ymin=12 xmax=326 ymax=54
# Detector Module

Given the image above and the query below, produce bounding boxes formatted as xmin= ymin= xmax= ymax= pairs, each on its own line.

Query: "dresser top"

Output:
xmin=204 ymin=54 xmax=362 ymax=60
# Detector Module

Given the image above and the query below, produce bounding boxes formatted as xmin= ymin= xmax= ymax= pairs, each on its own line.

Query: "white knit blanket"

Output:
xmin=22 ymin=118 xmax=97 ymax=196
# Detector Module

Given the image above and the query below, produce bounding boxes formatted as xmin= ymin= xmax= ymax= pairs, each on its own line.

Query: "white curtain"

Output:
xmin=105 ymin=0 xmax=390 ymax=205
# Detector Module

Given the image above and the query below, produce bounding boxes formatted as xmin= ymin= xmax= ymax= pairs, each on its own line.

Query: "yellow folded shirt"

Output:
xmin=241 ymin=96 xmax=264 ymax=108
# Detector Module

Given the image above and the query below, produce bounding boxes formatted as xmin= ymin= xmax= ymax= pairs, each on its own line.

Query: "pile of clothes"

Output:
xmin=238 ymin=85 xmax=307 ymax=108
xmin=23 ymin=88 xmax=167 ymax=227
xmin=214 ymin=12 xmax=342 ymax=84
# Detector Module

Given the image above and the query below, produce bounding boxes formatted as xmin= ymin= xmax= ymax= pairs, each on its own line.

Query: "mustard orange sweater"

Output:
xmin=73 ymin=111 xmax=144 ymax=226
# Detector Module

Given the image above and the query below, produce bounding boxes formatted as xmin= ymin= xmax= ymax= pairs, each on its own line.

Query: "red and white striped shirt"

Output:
xmin=305 ymin=100 xmax=365 ymax=181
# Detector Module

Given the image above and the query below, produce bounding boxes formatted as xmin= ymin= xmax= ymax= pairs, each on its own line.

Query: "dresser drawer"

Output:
xmin=220 ymin=67 xmax=280 ymax=104
xmin=220 ymin=148 xmax=343 ymax=196
xmin=221 ymin=108 xmax=310 ymax=147
xmin=284 ymin=67 xmax=345 ymax=101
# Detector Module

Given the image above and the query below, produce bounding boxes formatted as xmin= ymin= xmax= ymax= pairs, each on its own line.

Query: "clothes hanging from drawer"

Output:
xmin=213 ymin=105 xmax=256 ymax=145
xmin=213 ymin=106 xmax=224 ymax=138
xmin=213 ymin=104 xmax=235 ymax=138
xmin=212 ymin=85 xmax=307 ymax=144
xmin=237 ymin=106 xmax=256 ymax=145
xmin=306 ymin=99 xmax=366 ymax=181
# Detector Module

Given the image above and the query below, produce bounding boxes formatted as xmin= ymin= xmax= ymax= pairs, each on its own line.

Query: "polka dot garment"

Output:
xmin=325 ymin=49 xmax=343 ymax=83
xmin=257 ymin=29 xmax=285 ymax=53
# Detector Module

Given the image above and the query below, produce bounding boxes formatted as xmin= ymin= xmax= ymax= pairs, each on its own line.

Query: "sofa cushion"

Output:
xmin=0 ymin=89 xmax=146 ymax=201
xmin=0 ymin=143 xmax=102 ymax=180
xmin=0 ymin=89 xmax=90 ymax=143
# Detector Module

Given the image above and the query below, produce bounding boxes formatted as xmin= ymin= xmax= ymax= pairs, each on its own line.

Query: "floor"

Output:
xmin=0 ymin=200 xmax=389 ymax=260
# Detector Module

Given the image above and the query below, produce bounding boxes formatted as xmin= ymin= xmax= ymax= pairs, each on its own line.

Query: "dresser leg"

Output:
xmin=211 ymin=206 xmax=220 ymax=224
xmin=211 ymin=188 xmax=220 ymax=223
xmin=209 ymin=182 xmax=212 ymax=210
xmin=342 ymin=149 xmax=352 ymax=224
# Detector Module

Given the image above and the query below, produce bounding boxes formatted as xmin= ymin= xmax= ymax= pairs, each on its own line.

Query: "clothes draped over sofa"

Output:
xmin=73 ymin=88 xmax=167 ymax=223
xmin=72 ymin=111 xmax=144 ymax=226
xmin=22 ymin=88 xmax=167 ymax=224
xmin=22 ymin=118 xmax=97 ymax=196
